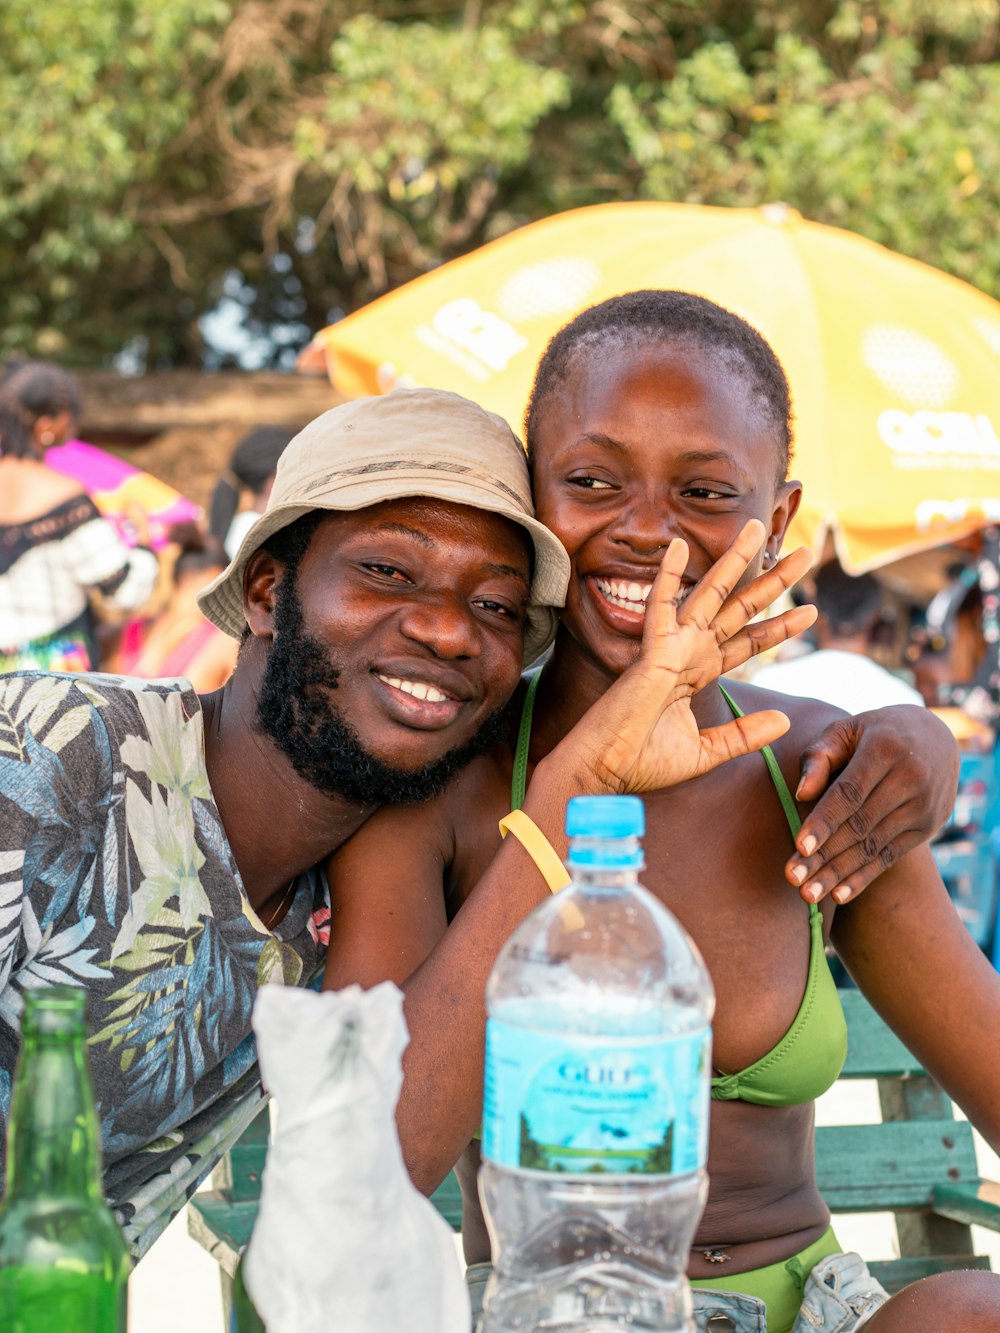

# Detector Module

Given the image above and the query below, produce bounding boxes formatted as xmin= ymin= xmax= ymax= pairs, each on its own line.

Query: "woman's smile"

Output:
xmin=530 ymin=341 xmax=799 ymax=677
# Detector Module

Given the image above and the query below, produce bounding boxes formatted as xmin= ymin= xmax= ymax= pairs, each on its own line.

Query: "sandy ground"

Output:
xmin=127 ymin=1079 xmax=1000 ymax=1332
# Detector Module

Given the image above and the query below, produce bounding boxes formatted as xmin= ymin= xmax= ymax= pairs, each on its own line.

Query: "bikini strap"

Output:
xmin=717 ymin=682 xmax=803 ymax=837
xmin=511 ymin=677 xmax=809 ymax=903
xmin=511 ymin=668 xmax=543 ymax=810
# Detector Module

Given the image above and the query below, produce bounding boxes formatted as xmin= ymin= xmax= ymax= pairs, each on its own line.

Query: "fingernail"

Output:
xmin=796 ymin=781 xmax=807 ymax=799
xmin=803 ymin=882 xmax=822 ymax=903
xmin=800 ymin=835 xmax=817 ymax=856
xmin=833 ymin=885 xmax=851 ymax=904
xmin=790 ymin=864 xmax=807 ymax=885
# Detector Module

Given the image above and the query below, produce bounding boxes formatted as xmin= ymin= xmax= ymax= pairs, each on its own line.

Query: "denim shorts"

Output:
xmin=467 ymin=1251 xmax=890 ymax=1333
xmin=692 ymin=1251 xmax=890 ymax=1332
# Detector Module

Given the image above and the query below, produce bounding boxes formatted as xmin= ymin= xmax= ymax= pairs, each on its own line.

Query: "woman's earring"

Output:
xmin=39 ymin=430 xmax=55 ymax=446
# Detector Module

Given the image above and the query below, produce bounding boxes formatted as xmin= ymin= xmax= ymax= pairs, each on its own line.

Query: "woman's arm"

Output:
xmin=787 ymin=707 xmax=960 ymax=904
xmin=323 ymin=799 xmax=454 ymax=993
xmin=831 ymin=844 xmax=1000 ymax=1153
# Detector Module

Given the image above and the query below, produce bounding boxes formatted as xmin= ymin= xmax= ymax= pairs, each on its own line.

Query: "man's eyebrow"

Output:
xmin=368 ymin=522 xmax=434 ymax=548
xmin=366 ymin=524 xmax=530 ymax=583
xmin=484 ymin=562 xmax=530 ymax=585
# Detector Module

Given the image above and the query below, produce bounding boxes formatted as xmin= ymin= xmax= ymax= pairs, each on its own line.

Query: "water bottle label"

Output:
xmin=482 ymin=1020 xmax=710 ymax=1176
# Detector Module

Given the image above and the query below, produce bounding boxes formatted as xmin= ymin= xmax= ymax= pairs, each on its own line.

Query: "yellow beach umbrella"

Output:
xmin=304 ymin=202 xmax=1000 ymax=573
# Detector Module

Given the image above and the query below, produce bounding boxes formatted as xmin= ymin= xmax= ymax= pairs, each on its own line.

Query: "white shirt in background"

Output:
xmin=752 ymin=648 xmax=924 ymax=714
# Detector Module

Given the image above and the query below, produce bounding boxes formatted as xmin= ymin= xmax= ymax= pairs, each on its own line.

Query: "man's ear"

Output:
xmin=765 ymin=479 xmax=803 ymax=565
xmin=243 ymin=550 xmax=285 ymax=640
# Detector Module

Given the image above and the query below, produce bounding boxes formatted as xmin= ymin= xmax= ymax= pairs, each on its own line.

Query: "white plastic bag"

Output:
xmin=244 ymin=981 xmax=471 ymax=1333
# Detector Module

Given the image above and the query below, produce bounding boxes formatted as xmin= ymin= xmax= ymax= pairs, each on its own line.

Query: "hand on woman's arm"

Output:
xmin=786 ymin=707 xmax=960 ymax=904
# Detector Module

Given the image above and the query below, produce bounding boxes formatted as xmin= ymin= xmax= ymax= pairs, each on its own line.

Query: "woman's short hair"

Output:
xmin=525 ymin=289 xmax=794 ymax=485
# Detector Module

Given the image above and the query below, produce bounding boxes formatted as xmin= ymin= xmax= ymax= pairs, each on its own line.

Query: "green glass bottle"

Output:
xmin=0 ymin=985 xmax=131 ymax=1331
xmin=230 ymin=1253 xmax=266 ymax=1333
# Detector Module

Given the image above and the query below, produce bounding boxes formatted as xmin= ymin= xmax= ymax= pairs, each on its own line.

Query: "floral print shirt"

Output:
xmin=0 ymin=671 xmax=331 ymax=1251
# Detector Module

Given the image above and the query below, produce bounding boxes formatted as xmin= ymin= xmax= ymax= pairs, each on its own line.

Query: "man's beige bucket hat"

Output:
xmin=198 ymin=387 xmax=569 ymax=666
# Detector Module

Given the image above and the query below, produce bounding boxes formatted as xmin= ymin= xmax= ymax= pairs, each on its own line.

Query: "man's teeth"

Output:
xmin=378 ymin=675 xmax=450 ymax=703
xmin=596 ymin=578 xmax=654 ymax=613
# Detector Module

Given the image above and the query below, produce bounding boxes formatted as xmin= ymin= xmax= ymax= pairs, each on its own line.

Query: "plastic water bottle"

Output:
xmin=479 ymin=795 xmax=714 ymax=1332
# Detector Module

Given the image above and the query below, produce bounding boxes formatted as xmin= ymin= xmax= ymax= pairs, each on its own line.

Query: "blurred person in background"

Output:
xmin=209 ymin=424 xmax=295 ymax=561
xmin=753 ymin=560 xmax=923 ymax=713
xmin=0 ymin=359 xmax=158 ymax=672
xmin=908 ymin=529 xmax=1000 ymax=747
xmin=101 ymin=522 xmax=237 ymax=691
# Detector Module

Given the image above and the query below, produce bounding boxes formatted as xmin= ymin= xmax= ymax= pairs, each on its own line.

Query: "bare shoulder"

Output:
xmin=722 ymin=678 xmax=847 ymax=790
xmin=0 ymin=460 xmax=86 ymax=523
xmin=43 ymin=470 xmax=87 ymax=505
xmin=27 ymin=464 xmax=87 ymax=508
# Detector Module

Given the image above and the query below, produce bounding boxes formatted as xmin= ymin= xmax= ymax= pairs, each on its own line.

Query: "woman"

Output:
xmin=102 ymin=524 xmax=238 ymax=691
xmin=0 ymin=360 xmax=158 ymax=672
xmin=323 ymin=292 xmax=1000 ymax=1331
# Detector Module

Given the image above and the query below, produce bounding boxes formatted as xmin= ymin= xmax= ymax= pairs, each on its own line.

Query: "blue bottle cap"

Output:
xmin=566 ymin=795 xmax=645 ymax=839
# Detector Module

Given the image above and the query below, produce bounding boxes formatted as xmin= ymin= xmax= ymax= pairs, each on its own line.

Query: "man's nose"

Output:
xmin=397 ymin=594 xmax=481 ymax=658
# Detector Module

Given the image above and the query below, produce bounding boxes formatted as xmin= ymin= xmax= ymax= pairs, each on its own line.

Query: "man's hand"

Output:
xmin=786 ymin=706 xmax=960 ymax=904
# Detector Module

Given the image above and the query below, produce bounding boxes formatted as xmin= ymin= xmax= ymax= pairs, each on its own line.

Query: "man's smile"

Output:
xmin=372 ymin=669 xmax=469 ymax=730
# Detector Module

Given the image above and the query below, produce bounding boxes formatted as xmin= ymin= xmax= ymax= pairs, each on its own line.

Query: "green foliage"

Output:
xmin=2 ymin=0 xmax=999 ymax=367
xmin=0 ymin=0 xmax=230 ymax=361
xmin=609 ymin=7 xmax=1000 ymax=294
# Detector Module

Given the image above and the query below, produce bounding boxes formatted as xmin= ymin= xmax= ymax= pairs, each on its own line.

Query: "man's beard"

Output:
xmin=255 ymin=576 xmax=513 ymax=806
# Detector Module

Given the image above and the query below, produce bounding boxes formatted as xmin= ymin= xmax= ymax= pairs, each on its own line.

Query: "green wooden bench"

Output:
xmin=187 ymin=990 xmax=1000 ymax=1322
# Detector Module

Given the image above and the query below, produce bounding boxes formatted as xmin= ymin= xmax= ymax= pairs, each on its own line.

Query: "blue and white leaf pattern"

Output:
xmin=0 ymin=672 xmax=328 ymax=1249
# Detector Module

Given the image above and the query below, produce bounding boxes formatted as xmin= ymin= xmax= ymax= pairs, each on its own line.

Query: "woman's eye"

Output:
xmin=568 ymin=475 xmax=615 ymax=491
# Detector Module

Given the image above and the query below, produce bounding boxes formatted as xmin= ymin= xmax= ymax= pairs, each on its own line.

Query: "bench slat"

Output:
xmin=933 ymin=1179 xmax=1000 ymax=1232
xmin=839 ymin=991 xmax=925 ymax=1079
xmin=816 ymin=1121 xmax=979 ymax=1210
xmin=868 ymin=1254 xmax=992 ymax=1294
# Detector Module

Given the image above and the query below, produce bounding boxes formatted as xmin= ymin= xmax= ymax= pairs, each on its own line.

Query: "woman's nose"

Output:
xmin=611 ymin=495 xmax=678 ymax=556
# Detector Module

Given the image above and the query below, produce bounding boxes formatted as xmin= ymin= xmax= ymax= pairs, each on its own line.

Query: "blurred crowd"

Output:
xmin=0 ymin=358 xmax=292 ymax=692
xmin=3 ymin=355 xmax=1000 ymax=749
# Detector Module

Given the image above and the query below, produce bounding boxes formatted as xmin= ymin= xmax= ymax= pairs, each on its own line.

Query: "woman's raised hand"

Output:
xmin=554 ymin=520 xmax=816 ymax=795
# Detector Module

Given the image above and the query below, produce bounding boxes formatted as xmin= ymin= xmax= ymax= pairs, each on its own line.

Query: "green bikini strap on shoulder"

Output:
xmin=717 ymin=681 xmax=803 ymax=837
xmin=718 ymin=681 xmax=820 ymax=920
xmin=511 ymin=668 xmax=543 ymax=811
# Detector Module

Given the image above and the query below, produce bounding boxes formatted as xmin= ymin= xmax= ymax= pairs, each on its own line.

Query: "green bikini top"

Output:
xmin=511 ymin=672 xmax=848 ymax=1109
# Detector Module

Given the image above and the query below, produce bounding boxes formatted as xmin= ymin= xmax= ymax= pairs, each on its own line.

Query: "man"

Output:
xmin=0 ymin=388 xmax=957 ymax=1251
xmin=0 ymin=388 xmax=566 ymax=1249
xmin=753 ymin=562 xmax=924 ymax=712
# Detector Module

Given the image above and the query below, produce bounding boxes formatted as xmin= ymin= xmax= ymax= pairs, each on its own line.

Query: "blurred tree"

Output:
xmin=1 ymin=0 xmax=999 ymax=368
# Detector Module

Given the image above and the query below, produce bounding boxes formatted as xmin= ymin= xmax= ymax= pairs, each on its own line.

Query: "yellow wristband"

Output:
xmin=498 ymin=810 xmax=571 ymax=893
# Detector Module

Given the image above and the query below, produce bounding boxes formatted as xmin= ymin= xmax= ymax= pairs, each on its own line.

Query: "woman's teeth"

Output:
xmin=377 ymin=675 xmax=450 ymax=703
xmin=596 ymin=578 xmax=653 ymax=614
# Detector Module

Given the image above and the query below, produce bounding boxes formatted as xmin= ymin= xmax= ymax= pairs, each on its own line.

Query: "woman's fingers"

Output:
xmin=679 ymin=520 xmax=767 ymax=630
xmin=692 ymin=709 xmax=792 ymax=777
xmin=718 ymin=603 xmax=818 ymax=676
xmin=640 ymin=537 xmax=688 ymax=642
xmin=711 ymin=546 xmax=814 ymax=644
